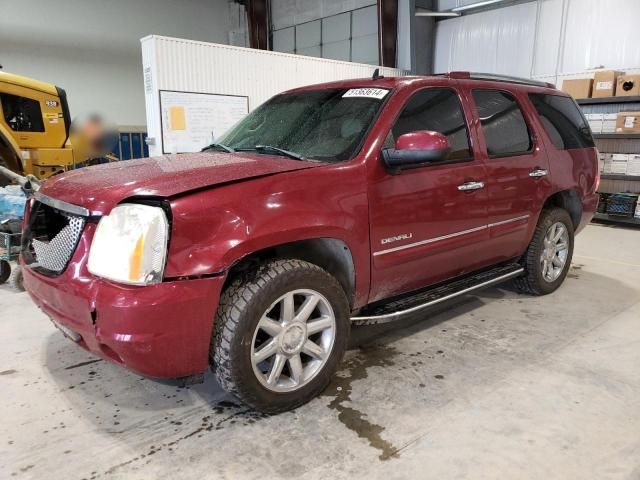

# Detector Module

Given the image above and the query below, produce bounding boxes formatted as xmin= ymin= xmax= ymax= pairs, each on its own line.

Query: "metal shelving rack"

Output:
xmin=576 ymin=96 xmax=640 ymax=225
xmin=577 ymin=96 xmax=640 ymax=106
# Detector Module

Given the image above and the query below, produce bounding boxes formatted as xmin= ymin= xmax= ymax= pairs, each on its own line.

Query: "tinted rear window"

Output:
xmin=472 ymin=89 xmax=532 ymax=157
xmin=528 ymin=94 xmax=595 ymax=150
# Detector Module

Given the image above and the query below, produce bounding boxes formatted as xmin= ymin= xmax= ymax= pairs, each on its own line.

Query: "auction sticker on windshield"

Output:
xmin=342 ymin=88 xmax=389 ymax=99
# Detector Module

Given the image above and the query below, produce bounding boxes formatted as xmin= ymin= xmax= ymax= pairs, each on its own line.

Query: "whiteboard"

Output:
xmin=159 ymin=90 xmax=248 ymax=154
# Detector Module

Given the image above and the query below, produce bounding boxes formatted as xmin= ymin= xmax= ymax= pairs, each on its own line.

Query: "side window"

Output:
xmin=528 ymin=93 xmax=595 ymax=150
xmin=472 ymin=89 xmax=532 ymax=157
xmin=389 ymin=88 xmax=472 ymax=161
xmin=0 ymin=93 xmax=45 ymax=132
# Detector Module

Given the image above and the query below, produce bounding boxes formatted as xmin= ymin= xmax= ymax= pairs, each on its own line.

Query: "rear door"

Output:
xmin=367 ymin=85 xmax=491 ymax=303
xmin=464 ymin=86 xmax=553 ymax=263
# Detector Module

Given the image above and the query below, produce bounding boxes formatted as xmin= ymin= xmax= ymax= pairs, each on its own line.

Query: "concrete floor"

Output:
xmin=2 ymin=223 xmax=640 ymax=480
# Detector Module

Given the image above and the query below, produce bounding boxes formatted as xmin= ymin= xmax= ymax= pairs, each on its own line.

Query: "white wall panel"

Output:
xmin=434 ymin=0 xmax=640 ymax=86
xmin=141 ymin=36 xmax=406 ymax=156
xmin=433 ymin=2 xmax=536 ymax=77
xmin=531 ymin=0 xmax=563 ymax=77
xmin=562 ymin=0 xmax=640 ymax=73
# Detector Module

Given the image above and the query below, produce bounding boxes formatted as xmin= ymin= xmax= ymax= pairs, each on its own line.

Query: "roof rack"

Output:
xmin=443 ymin=71 xmax=554 ymax=88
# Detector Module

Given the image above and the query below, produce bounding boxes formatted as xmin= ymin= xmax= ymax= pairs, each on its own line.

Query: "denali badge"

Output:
xmin=381 ymin=233 xmax=413 ymax=245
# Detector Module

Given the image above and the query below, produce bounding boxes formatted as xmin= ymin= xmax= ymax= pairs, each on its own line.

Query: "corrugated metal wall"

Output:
xmin=141 ymin=35 xmax=406 ymax=156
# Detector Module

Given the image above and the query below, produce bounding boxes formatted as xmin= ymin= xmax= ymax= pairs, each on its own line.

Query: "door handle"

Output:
xmin=457 ymin=181 xmax=485 ymax=191
xmin=529 ymin=168 xmax=548 ymax=178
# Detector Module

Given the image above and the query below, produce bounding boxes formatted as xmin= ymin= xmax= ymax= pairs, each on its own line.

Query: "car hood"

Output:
xmin=39 ymin=152 xmax=322 ymax=215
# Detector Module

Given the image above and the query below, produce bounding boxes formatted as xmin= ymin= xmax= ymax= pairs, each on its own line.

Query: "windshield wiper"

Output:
xmin=201 ymin=142 xmax=235 ymax=153
xmin=238 ymin=145 xmax=306 ymax=161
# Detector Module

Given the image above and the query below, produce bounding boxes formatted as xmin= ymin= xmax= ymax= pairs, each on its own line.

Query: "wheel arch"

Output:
xmin=543 ymin=189 xmax=582 ymax=230
xmin=223 ymin=237 xmax=356 ymax=307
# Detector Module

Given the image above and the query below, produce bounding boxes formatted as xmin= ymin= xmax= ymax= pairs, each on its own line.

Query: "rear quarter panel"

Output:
xmin=165 ymin=162 xmax=371 ymax=307
xmin=520 ymin=90 xmax=599 ymax=233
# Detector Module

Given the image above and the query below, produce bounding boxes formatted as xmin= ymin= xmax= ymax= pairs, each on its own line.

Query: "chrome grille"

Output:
xmin=22 ymin=197 xmax=88 ymax=275
xmin=31 ymin=214 xmax=85 ymax=272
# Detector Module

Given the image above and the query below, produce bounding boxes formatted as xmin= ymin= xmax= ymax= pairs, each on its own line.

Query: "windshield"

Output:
xmin=217 ymin=88 xmax=389 ymax=162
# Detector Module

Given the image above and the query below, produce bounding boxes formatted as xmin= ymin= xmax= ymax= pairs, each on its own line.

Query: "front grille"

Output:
xmin=22 ymin=198 xmax=87 ymax=275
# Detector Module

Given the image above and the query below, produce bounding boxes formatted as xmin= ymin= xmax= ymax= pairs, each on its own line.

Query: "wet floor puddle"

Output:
xmin=323 ymin=344 xmax=402 ymax=461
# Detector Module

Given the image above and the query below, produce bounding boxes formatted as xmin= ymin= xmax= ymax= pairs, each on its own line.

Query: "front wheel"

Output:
xmin=211 ymin=259 xmax=350 ymax=413
xmin=9 ymin=264 xmax=24 ymax=291
xmin=513 ymin=208 xmax=574 ymax=295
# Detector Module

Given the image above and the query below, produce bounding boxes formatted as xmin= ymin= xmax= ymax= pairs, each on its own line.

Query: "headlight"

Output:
xmin=88 ymin=203 xmax=169 ymax=285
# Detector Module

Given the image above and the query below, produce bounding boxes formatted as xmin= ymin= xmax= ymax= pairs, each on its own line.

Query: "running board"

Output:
xmin=351 ymin=263 xmax=524 ymax=326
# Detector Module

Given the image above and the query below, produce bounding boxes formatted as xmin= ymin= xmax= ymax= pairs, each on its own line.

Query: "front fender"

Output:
xmin=165 ymin=163 xmax=371 ymax=306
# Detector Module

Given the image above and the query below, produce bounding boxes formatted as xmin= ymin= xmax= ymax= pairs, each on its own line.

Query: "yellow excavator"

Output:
xmin=0 ymin=70 xmax=117 ymax=185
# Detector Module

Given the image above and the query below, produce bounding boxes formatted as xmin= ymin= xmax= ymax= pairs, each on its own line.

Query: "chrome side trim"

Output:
xmin=373 ymin=224 xmax=487 ymax=257
xmin=351 ymin=268 xmax=524 ymax=324
xmin=373 ymin=215 xmax=531 ymax=257
xmin=487 ymin=214 xmax=530 ymax=228
xmin=33 ymin=192 xmax=90 ymax=217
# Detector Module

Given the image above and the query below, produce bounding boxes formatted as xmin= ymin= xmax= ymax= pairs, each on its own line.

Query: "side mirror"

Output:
xmin=382 ymin=131 xmax=451 ymax=173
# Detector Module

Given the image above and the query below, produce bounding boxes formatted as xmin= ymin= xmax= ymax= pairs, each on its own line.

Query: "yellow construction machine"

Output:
xmin=0 ymin=71 xmax=117 ymax=185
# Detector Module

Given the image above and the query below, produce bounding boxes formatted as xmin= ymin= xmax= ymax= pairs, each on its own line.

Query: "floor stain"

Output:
xmin=0 ymin=369 xmax=17 ymax=376
xmin=64 ymin=359 xmax=102 ymax=370
xmin=323 ymin=344 xmax=401 ymax=461
xmin=99 ymin=400 xmax=266 ymax=478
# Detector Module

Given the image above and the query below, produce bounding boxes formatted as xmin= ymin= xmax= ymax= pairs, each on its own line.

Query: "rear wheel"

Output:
xmin=513 ymin=208 xmax=574 ymax=295
xmin=211 ymin=259 xmax=350 ymax=413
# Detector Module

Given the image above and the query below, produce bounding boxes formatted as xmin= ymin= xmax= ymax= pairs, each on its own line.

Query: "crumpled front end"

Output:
xmin=21 ymin=194 xmax=225 ymax=378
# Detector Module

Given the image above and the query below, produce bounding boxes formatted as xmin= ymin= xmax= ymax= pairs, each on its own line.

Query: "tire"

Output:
xmin=0 ymin=260 xmax=11 ymax=284
xmin=9 ymin=265 xmax=24 ymax=291
xmin=513 ymin=208 xmax=574 ymax=296
xmin=211 ymin=259 xmax=350 ymax=413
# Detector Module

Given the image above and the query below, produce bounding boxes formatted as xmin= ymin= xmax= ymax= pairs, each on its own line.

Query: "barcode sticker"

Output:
xmin=343 ymin=88 xmax=389 ymax=99
xmin=624 ymin=116 xmax=636 ymax=128
xmin=595 ymin=81 xmax=613 ymax=90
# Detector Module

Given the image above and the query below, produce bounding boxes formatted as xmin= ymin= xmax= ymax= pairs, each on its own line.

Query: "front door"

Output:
xmin=368 ymin=86 xmax=491 ymax=303
xmin=464 ymin=86 xmax=553 ymax=263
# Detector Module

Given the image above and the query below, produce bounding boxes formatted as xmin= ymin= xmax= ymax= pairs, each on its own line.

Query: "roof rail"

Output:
xmin=445 ymin=71 xmax=554 ymax=88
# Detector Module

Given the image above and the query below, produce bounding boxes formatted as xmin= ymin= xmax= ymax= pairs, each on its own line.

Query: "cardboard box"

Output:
xmin=610 ymin=153 xmax=629 ymax=174
xmin=602 ymin=113 xmax=618 ymax=133
xmin=592 ymin=70 xmax=623 ymax=98
xmin=616 ymin=75 xmax=640 ymax=96
xmin=585 ymin=113 xmax=603 ymax=133
xmin=599 ymin=152 xmax=611 ymax=172
xmin=616 ymin=112 xmax=640 ymax=133
xmin=561 ymin=78 xmax=593 ymax=99
xmin=603 ymin=153 xmax=615 ymax=173
xmin=627 ymin=154 xmax=640 ymax=176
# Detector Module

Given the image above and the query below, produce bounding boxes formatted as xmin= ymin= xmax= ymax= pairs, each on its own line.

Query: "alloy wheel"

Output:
xmin=250 ymin=289 xmax=336 ymax=393
xmin=540 ymin=221 xmax=569 ymax=283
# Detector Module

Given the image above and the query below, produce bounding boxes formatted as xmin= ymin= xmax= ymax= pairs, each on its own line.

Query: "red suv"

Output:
xmin=21 ymin=72 xmax=599 ymax=412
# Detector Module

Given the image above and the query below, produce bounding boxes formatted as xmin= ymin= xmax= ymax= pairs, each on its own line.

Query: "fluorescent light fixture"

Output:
xmin=415 ymin=9 xmax=461 ymax=16
xmin=451 ymin=0 xmax=507 ymax=12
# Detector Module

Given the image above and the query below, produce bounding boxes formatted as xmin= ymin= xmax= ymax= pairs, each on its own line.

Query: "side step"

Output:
xmin=351 ymin=263 xmax=524 ymax=326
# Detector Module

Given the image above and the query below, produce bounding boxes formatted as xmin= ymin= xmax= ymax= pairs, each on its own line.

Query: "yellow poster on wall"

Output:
xmin=169 ymin=106 xmax=186 ymax=131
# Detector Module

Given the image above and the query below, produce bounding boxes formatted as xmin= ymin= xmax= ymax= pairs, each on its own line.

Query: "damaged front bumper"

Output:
xmin=21 ymin=227 xmax=226 ymax=378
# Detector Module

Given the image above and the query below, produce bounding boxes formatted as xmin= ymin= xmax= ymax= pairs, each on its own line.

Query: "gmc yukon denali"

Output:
xmin=21 ymin=72 xmax=599 ymax=412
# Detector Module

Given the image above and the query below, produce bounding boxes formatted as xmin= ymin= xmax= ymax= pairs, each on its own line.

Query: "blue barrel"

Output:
xmin=0 ymin=185 xmax=27 ymax=221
